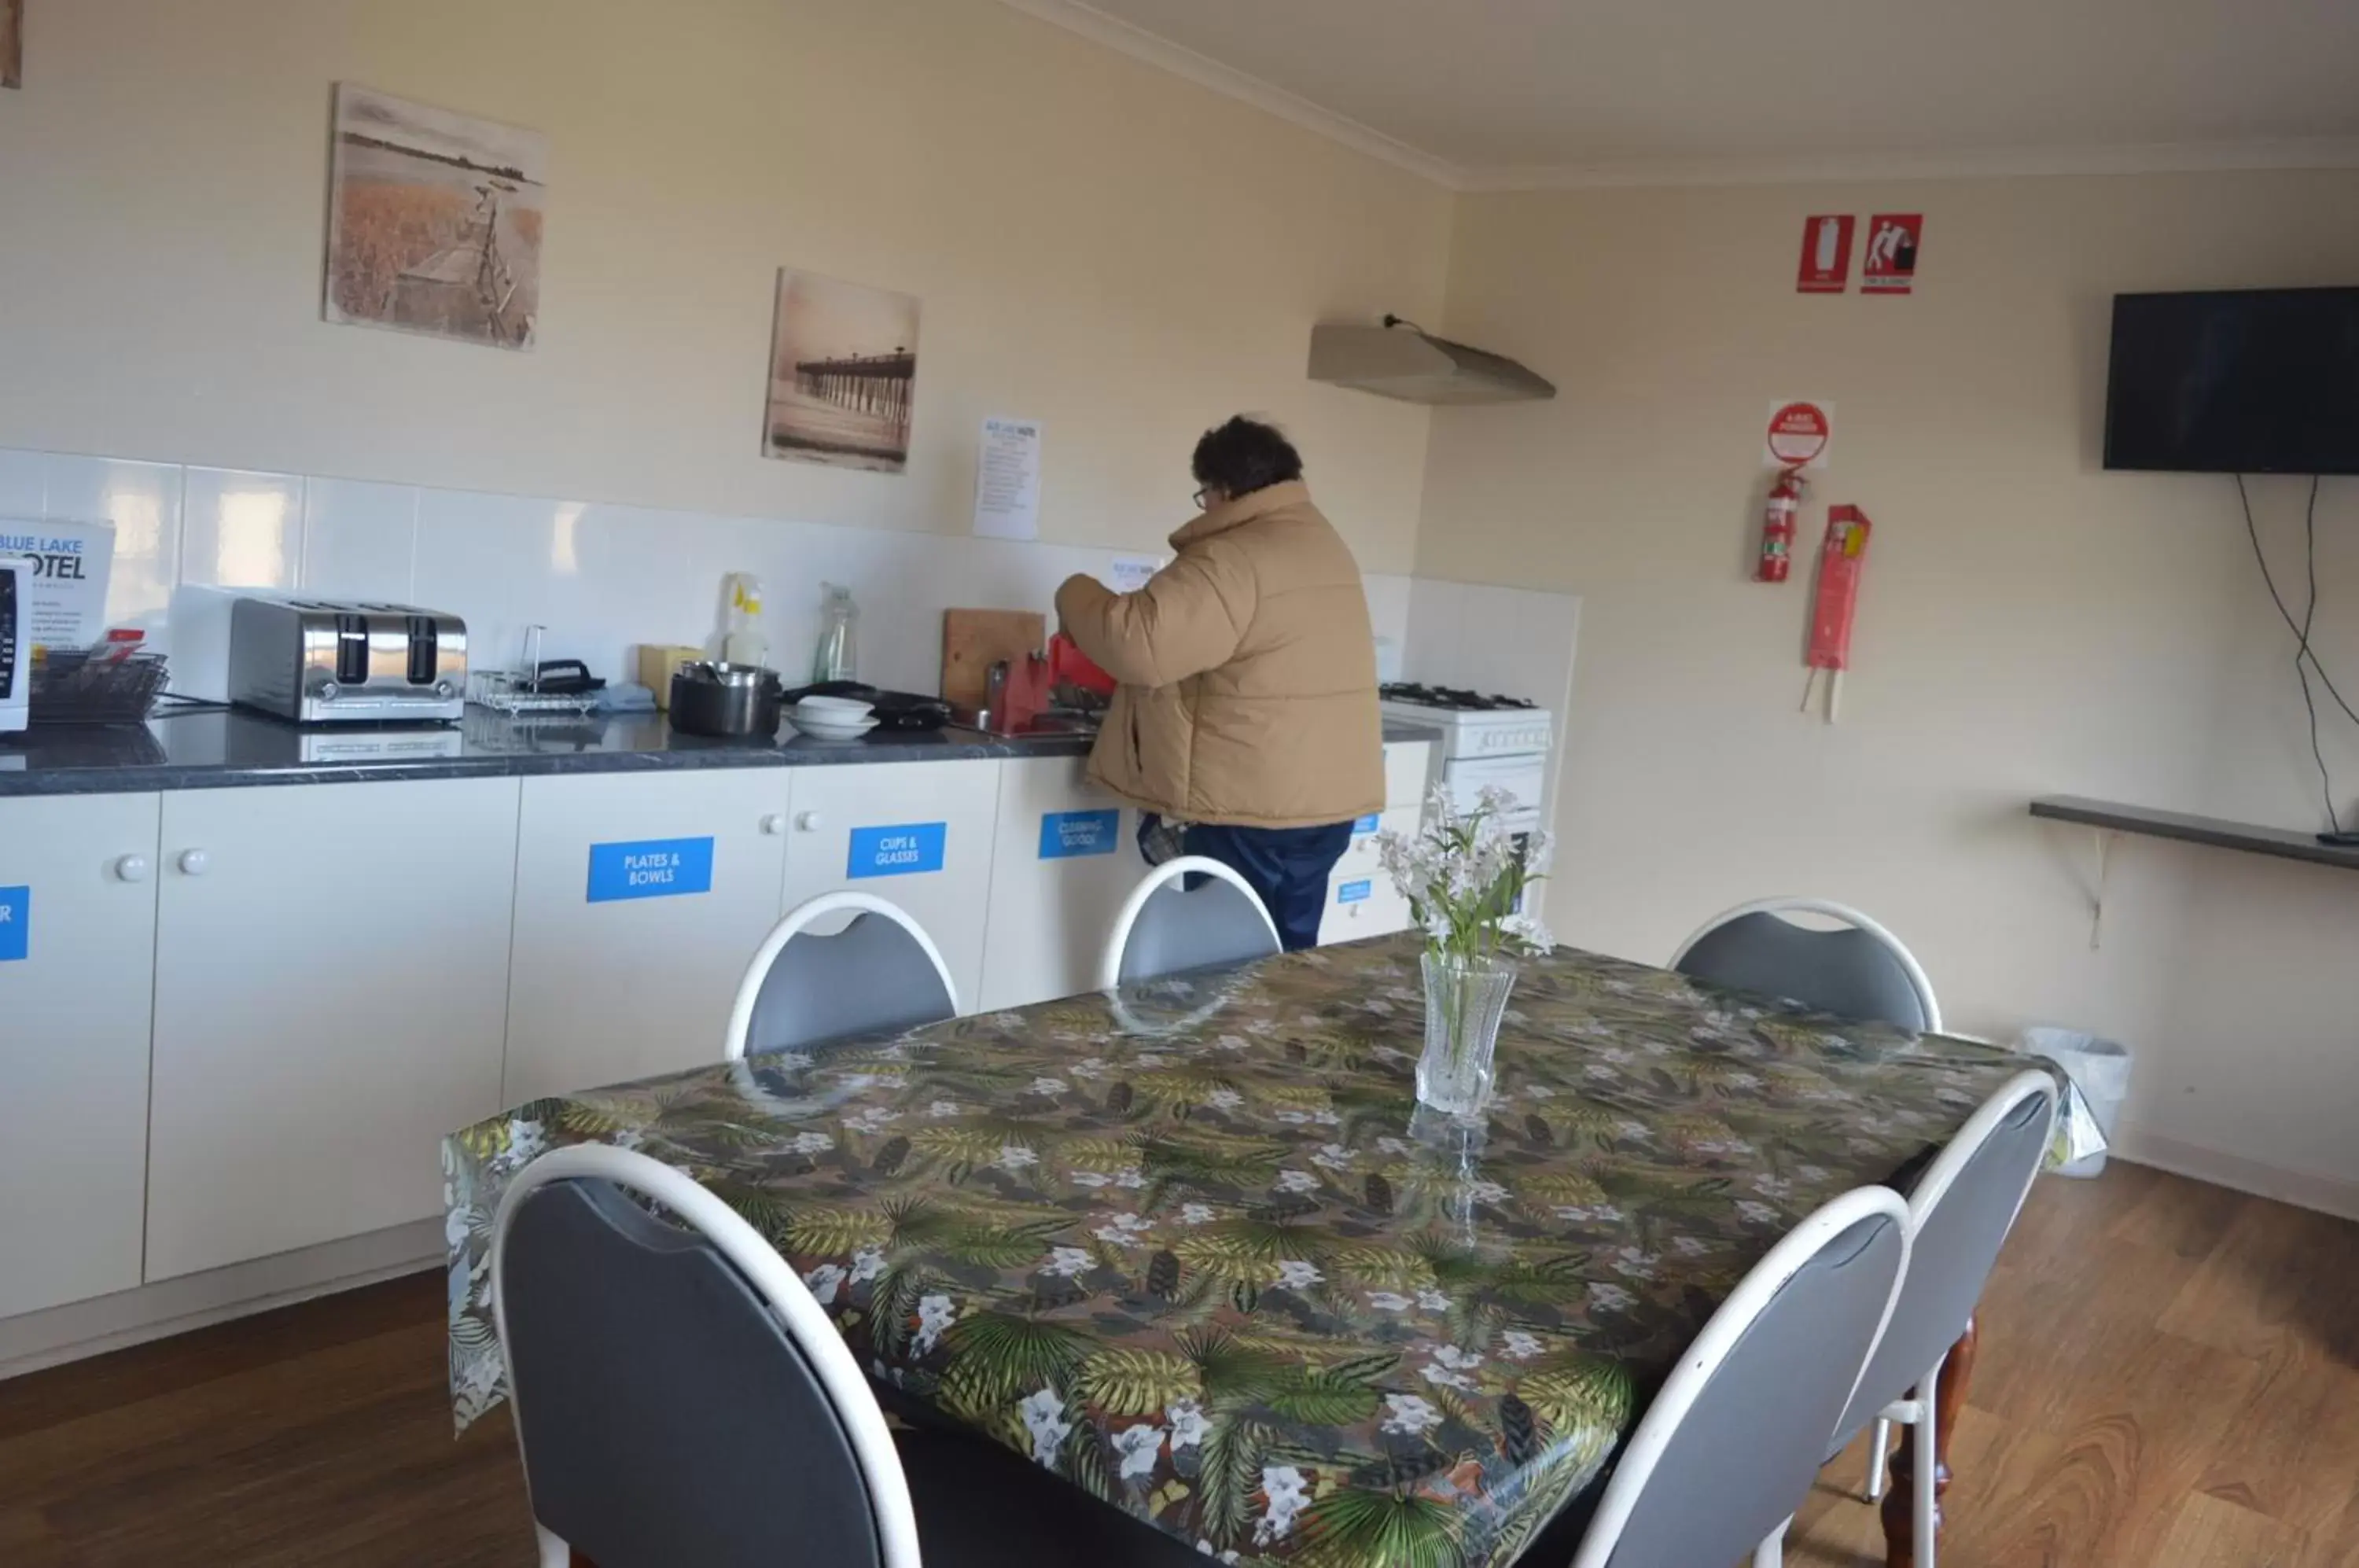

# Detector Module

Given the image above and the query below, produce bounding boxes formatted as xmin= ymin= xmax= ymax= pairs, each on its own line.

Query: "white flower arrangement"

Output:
xmin=1378 ymin=784 xmax=1555 ymax=965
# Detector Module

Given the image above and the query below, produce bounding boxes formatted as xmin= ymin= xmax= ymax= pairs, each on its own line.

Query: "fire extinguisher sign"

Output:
xmin=1796 ymin=215 xmax=1855 ymax=293
xmin=1764 ymin=399 xmax=1834 ymax=470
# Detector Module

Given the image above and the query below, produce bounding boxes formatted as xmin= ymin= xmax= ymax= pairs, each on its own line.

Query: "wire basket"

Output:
xmin=466 ymin=669 xmax=601 ymax=718
xmin=28 ymin=649 xmax=171 ymax=725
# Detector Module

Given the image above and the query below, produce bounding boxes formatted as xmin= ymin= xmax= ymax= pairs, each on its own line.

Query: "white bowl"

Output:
xmin=794 ymin=694 xmax=874 ymax=719
xmin=789 ymin=713 xmax=879 ymax=741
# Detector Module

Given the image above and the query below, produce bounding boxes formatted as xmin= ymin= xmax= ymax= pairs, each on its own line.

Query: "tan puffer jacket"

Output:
xmin=1054 ymin=480 xmax=1383 ymax=830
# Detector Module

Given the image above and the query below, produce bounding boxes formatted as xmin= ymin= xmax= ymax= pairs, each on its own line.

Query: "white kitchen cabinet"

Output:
xmin=503 ymin=770 xmax=790 ymax=1106
xmin=977 ymin=756 xmax=1140 ymax=1010
xmin=782 ymin=760 xmax=1002 ymax=1012
xmin=1318 ymin=738 xmax=1434 ymax=947
xmin=0 ymin=793 xmax=162 ymax=1318
xmin=145 ymin=778 xmax=520 ymax=1282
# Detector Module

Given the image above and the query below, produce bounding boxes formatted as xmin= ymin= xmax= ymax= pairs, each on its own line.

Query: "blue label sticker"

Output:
xmin=0 ymin=885 xmax=26 ymax=962
xmin=1039 ymin=808 xmax=1120 ymax=859
xmin=849 ymin=822 xmax=948 ymax=878
xmin=587 ymin=838 xmax=716 ymax=903
xmin=1337 ymin=878 xmax=1373 ymax=904
xmin=1352 ymin=814 xmax=1380 ymax=835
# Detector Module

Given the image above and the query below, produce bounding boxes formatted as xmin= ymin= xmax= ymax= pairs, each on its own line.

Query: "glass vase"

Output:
xmin=1415 ymin=950 xmax=1518 ymax=1116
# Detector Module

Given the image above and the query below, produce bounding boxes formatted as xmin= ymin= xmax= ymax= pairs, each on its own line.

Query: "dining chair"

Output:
xmin=492 ymin=1143 xmax=1207 ymax=1568
xmin=1832 ymin=1068 xmax=2059 ymax=1568
xmin=722 ymin=891 xmax=957 ymax=1062
xmin=1670 ymin=896 xmax=1945 ymax=1033
xmin=1098 ymin=854 xmax=1282 ymax=990
xmin=1525 ymin=1185 xmax=1912 ymax=1568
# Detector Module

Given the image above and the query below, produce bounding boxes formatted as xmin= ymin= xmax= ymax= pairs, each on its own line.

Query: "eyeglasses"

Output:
xmin=1192 ymin=487 xmax=1214 ymax=510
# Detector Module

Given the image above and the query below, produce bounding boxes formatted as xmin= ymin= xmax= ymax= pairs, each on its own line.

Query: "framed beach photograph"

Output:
xmin=764 ymin=269 xmax=921 ymax=472
xmin=323 ymin=83 xmax=546 ymax=350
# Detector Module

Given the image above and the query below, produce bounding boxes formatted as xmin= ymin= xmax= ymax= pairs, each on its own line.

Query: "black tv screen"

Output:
xmin=2103 ymin=287 xmax=2359 ymax=474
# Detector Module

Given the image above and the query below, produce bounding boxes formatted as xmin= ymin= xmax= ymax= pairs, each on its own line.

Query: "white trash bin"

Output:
xmin=2020 ymin=1026 xmax=2131 ymax=1178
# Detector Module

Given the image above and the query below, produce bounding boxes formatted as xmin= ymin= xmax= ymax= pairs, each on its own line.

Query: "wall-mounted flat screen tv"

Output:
xmin=2104 ymin=287 xmax=2359 ymax=474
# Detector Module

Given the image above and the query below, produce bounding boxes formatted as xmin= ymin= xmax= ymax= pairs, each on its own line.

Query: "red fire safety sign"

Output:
xmin=1861 ymin=214 xmax=1923 ymax=293
xmin=1764 ymin=399 xmax=1834 ymax=469
xmin=1797 ymin=215 xmax=1856 ymax=293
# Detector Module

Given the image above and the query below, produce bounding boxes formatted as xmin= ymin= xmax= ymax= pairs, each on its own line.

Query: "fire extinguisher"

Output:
xmin=1757 ymin=468 xmax=1807 ymax=583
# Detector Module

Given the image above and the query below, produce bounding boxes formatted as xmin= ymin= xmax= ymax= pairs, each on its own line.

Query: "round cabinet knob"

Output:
xmin=433 ymin=679 xmax=456 ymax=699
xmin=318 ymin=681 xmax=340 ymax=701
xmin=114 ymin=854 xmax=152 ymax=883
xmin=759 ymin=814 xmax=786 ymax=836
xmin=796 ymin=811 xmax=823 ymax=832
xmin=177 ymin=849 xmax=210 ymax=876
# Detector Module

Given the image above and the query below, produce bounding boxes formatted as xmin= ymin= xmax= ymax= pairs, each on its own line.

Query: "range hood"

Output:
xmin=1308 ymin=318 xmax=1555 ymax=406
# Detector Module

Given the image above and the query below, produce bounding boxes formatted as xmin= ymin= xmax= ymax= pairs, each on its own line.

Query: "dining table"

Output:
xmin=444 ymin=933 xmax=2063 ymax=1568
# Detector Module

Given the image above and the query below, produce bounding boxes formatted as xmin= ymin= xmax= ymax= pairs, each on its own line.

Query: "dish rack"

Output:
xmin=466 ymin=669 xmax=601 ymax=718
xmin=28 ymin=649 xmax=171 ymax=724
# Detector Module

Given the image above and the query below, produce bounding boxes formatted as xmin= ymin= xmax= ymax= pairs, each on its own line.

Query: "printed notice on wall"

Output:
xmin=0 ymin=517 xmax=116 ymax=650
xmin=973 ymin=418 xmax=1043 ymax=540
xmin=1109 ymin=556 xmax=1162 ymax=594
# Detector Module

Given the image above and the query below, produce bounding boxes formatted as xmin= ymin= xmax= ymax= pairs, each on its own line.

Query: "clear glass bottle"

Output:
xmin=811 ymin=582 xmax=859 ymax=683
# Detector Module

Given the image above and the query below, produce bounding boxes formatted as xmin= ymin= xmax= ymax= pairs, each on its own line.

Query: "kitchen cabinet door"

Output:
xmin=0 ymin=793 xmax=162 ymax=1318
xmin=145 ymin=778 xmax=519 ymax=1282
xmin=977 ymin=756 xmax=1139 ymax=1010
xmin=503 ymin=770 xmax=789 ymax=1106
xmin=1319 ymin=804 xmax=1419 ymax=947
xmin=781 ymin=760 xmax=1001 ymax=1013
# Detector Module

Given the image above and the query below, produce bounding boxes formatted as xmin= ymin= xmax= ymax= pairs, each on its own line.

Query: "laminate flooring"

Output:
xmin=1 ymin=1163 xmax=2351 ymax=1566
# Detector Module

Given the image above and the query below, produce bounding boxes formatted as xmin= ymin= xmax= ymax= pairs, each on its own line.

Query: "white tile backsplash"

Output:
xmin=300 ymin=477 xmax=418 ymax=603
xmin=3 ymin=443 xmax=1444 ymax=708
xmin=181 ymin=468 xmax=304 ymax=592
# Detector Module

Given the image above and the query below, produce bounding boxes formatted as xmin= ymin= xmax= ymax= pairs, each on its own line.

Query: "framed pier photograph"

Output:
xmin=764 ymin=268 xmax=921 ymax=472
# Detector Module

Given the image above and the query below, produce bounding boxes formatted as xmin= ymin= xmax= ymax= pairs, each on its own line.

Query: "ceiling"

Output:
xmin=1003 ymin=0 xmax=2359 ymax=187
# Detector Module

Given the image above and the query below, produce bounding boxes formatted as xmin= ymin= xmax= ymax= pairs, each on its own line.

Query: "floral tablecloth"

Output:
xmin=445 ymin=936 xmax=2038 ymax=1567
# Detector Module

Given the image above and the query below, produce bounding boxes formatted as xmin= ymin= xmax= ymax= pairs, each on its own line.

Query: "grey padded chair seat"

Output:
xmin=1107 ymin=856 xmax=1282 ymax=988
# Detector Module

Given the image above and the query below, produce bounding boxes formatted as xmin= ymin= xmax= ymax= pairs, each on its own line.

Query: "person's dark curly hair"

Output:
xmin=1191 ymin=416 xmax=1304 ymax=502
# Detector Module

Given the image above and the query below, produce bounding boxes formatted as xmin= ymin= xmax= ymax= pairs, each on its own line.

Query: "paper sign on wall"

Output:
xmin=1796 ymin=215 xmax=1856 ymax=293
xmin=973 ymin=417 xmax=1043 ymax=540
xmin=1862 ymin=214 xmax=1923 ymax=294
xmin=0 ymin=517 xmax=116 ymax=650
xmin=1039 ymin=808 xmax=1119 ymax=859
xmin=1764 ymin=400 xmax=1835 ymax=470
xmin=587 ymin=838 xmax=716 ymax=903
xmin=0 ymin=886 xmax=27 ymax=962
xmin=1109 ymin=556 xmax=1162 ymax=594
xmin=848 ymin=822 xmax=948 ymax=878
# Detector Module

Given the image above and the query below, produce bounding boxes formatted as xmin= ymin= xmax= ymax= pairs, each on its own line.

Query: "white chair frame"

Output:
xmin=1849 ymin=1068 xmax=2059 ymax=1567
xmin=491 ymin=1143 xmax=923 ymax=1568
xmin=1568 ymin=1184 xmax=1915 ymax=1568
xmin=722 ymin=890 xmax=959 ymax=1063
xmin=1671 ymin=896 xmax=1945 ymax=1035
xmin=1096 ymin=854 xmax=1282 ymax=991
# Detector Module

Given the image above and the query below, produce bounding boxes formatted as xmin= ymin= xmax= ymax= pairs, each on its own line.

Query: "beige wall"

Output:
xmin=0 ymin=0 xmax=1451 ymax=569
xmin=1422 ymin=172 xmax=2359 ymax=1211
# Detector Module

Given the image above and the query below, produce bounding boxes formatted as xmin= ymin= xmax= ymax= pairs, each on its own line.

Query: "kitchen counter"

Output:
xmin=0 ymin=708 xmax=1443 ymax=797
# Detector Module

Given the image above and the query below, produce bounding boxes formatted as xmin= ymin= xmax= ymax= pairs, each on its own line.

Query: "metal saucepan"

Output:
xmin=669 ymin=661 xmax=783 ymax=738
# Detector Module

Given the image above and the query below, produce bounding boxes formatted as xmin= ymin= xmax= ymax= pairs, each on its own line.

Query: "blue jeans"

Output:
xmin=1180 ymin=819 xmax=1355 ymax=951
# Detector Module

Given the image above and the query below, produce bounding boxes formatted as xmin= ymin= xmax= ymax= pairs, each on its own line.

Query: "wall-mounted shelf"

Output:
xmin=2030 ymin=796 xmax=2359 ymax=874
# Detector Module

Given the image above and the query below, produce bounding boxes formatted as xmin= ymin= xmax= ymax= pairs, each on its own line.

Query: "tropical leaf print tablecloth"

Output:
xmin=445 ymin=936 xmax=2033 ymax=1567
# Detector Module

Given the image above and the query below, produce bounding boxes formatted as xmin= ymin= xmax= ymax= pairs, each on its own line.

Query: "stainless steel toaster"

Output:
xmin=228 ymin=596 xmax=467 ymax=723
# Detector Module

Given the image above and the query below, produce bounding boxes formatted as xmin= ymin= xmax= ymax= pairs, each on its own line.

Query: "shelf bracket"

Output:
xmin=2089 ymin=827 xmax=2114 ymax=951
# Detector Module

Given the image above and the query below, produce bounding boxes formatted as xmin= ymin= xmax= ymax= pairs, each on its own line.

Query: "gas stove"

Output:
xmin=1378 ymin=683 xmax=1552 ymax=763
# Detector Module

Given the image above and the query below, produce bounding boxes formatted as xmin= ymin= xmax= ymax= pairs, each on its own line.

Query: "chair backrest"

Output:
xmin=1671 ymin=896 xmax=1943 ymax=1034
xmin=1569 ymin=1186 xmax=1912 ymax=1568
xmin=491 ymin=1143 xmax=919 ymax=1568
xmin=1099 ymin=855 xmax=1282 ymax=990
xmin=723 ymin=892 xmax=958 ymax=1062
xmin=1831 ymin=1069 xmax=2057 ymax=1445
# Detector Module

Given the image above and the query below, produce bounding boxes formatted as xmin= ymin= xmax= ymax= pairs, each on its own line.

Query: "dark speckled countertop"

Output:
xmin=0 ymin=709 xmax=1441 ymax=798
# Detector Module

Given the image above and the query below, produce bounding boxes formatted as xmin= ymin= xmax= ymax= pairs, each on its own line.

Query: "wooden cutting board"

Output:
xmin=940 ymin=609 xmax=1045 ymax=707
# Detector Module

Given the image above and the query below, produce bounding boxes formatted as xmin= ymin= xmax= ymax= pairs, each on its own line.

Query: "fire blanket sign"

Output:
xmin=1764 ymin=400 xmax=1835 ymax=470
xmin=1862 ymin=214 xmax=1923 ymax=293
xmin=1796 ymin=215 xmax=1856 ymax=293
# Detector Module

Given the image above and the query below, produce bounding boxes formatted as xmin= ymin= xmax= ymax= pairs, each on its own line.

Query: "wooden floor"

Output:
xmin=1 ymin=1163 xmax=2352 ymax=1566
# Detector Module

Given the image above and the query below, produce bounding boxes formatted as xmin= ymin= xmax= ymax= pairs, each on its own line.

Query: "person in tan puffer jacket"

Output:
xmin=1055 ymin=417 xmax=1382 ymax=949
